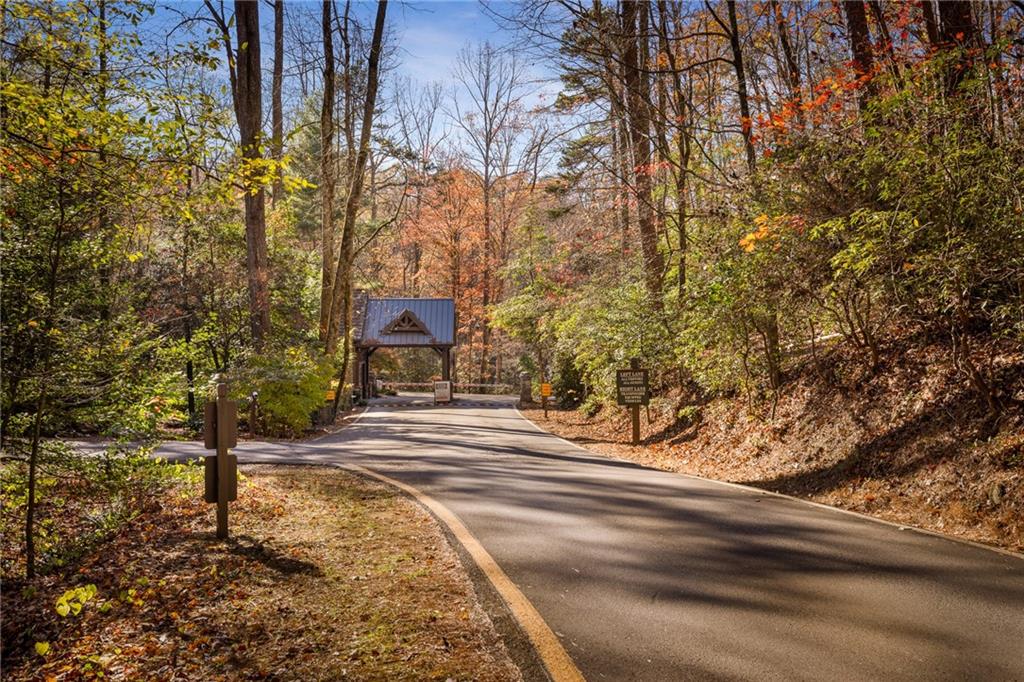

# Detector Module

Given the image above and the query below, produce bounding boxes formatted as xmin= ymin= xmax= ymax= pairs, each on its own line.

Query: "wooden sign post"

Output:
xmin=540 ymin=382 xmax=552 ymax=417
xmin=616 ymin=359 xmax=649 ymax=445
xmin=203 ymin=382 xmax=238 ymax=539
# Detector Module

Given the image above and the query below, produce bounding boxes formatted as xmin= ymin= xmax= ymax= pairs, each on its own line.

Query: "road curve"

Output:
xmin=158 ymin=395 xmax=1024 ymax=681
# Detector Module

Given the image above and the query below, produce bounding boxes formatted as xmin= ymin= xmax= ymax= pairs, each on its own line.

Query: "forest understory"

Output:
xmin=523 ymin=332 xmax=1024 ymax=553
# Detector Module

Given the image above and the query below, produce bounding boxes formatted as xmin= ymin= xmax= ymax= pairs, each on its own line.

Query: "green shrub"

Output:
xmin=1 ymin=442 xmax=195 ymax=577
xmin=230 ymin=346 xmax=333 ymax=437
xmin=552 ymin=352 xmax=585 ymax=408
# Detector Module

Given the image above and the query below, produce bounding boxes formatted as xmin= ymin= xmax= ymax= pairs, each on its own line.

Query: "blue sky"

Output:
xmin=152 ymin=1 xmax=559 ymax=110
xmin=393 ymin=2 xmax=510 ymax=84
xmin=154 ymin=2 xmax=540 ymax=81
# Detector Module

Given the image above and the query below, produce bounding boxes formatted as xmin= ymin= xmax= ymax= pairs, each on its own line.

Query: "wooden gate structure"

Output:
xmin=352 ymin=296 xmax=456 ymax=399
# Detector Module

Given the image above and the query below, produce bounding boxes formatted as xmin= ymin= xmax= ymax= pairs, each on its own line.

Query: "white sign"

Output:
xmin=433 ymin=380 xmax=452 ymax=404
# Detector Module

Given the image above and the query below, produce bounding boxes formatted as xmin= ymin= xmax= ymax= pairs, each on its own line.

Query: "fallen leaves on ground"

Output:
xmin=2 ymin=465 xmax=521 ymax=681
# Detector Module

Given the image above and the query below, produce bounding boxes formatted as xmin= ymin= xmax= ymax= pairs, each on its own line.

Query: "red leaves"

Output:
xmin=634 ymin=160 xmax=671 ymax=177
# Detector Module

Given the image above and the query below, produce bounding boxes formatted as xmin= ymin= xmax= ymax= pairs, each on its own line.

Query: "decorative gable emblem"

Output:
xmin=382 ymin=309 xmax=430 ymax=335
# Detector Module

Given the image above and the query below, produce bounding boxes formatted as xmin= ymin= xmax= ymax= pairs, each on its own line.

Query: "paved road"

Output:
xmin=158 ymin=394 xmax=1024 ymax=681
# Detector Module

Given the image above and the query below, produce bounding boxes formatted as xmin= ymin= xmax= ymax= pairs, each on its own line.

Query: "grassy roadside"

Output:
xmin=2 ymin=464 xmax=520 ymax=681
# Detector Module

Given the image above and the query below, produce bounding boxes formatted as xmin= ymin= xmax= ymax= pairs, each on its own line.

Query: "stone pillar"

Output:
xmin=519 ymin=372 xmax=532 ymax=404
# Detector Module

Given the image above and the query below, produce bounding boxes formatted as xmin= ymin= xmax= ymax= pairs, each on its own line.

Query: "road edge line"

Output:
xmin=343 ymin=462 xmax=587 ymax=682
xmin=514 ymin=406 xmax=1024 ymax=561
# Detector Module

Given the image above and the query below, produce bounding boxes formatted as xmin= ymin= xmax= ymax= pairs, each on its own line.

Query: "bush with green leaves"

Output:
xmin=1 ymin=442 xmax=196 ymax=577
xmin=761 ymin=55 xmax=1024 ymax=409
xmin=551 ymin=352 xmax=586 ymax=408
xmin=228 ymin=346 xmax=333 ymax=437
xmin=551 ymin=274 xmax=674 ymax=406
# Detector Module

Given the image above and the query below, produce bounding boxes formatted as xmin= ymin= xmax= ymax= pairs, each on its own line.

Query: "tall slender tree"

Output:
xmin=325 ymin=0 xmax=388 ymax=364
xmin=938 ymin=0 xmax=975 ymax=94
xmin=271 ymin=0 xmax=285 ymax=204
xmin=452 ymin=43 xmax=531 ymax=382
xmin=715 ymin=0 xmax=756 ymax=173
xmin=235 ymin=1 xmax=271 ymax=342
xmin=621 ymin=0 xmax=665 ymax=305
xmin=843 ymin=1 xmax=876 ymax=111
xmin=318 ymin=0 xmax=336 ymax=344
xmin=205 ymin=0 xmax=272 ymax=343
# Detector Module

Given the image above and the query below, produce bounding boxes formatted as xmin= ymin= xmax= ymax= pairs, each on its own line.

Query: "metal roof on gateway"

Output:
xmin=355 ymin=297 xmax=456 ymax=347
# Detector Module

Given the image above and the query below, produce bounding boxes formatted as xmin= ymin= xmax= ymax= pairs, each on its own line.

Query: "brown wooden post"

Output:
xmin=630 ymin=358 xmax=641 ymax=445
xmin=215 ymin=383 xmax=230 ymax=538
xmin=441 ymin=347 xmax=451 ymax=381
xmin=360 ymin=349 xmax=370 ymax=399
xmin=203 ymin=381 xmax=237 ymax=537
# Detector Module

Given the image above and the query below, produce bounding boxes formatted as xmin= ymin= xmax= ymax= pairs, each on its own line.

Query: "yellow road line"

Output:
xmin=346 ymin=463 xmax=587 ymax=682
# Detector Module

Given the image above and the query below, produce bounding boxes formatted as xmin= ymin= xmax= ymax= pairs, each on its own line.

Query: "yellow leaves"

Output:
xmin=55 ymin=584 xmax=97 ymax=617
xmin=739 ymin=214 xmax=772 ymax=252
xmin=35 ymin=641 xmax=51 ymax=656
xmin=738 ymin=213 xmax=806 ymax=253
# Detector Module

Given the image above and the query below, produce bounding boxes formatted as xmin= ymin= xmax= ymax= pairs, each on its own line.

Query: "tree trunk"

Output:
xmin=97 ymin=0 xmax=113 ymax=321
xmin=318 ymin=0 xmax=336 ymax=344
xmin=726 ymin=0 xmax=756 ymax=173
xmin=325 ymin=0 xmax=388 ymax=357
xmin=770 ymin=0 xmax=803 ymax=121
xmin=921 ymin=0 xmax=940 ymax=46
xmin=596 ymin=0 xmax=630 ymax=256
xmin=660 ymin=0 xmax=692 ymax=299
xmin=653 ymin=1 xmax=671 ymax=259
xmin=25 ymin=390 xmax=45 ymax=579
xmin=234 ymin=0 xmax=271 ymax=344
xmin=938 ymin=1 xmax=974 ymax=44
xmin=478 ymin=176 xmax=492 ymax=383
xmin=621 ymin=0 xmax=665 ymax=305
xmin=271 ymin=0 xmax=285 ymax=204
xmin=604 ymin=56 xmax=630 ymax=256
xmin=612 ymin=104 xmax=631 ymax=254
xmin=25 ymin=171 xmax=66 ymax=579
xmin=868 ymin=0 xmax=901 ymax=86
xmin=843 ymin=1 xmax=876 ymax=111
xmin=938 ymin=0 xmax=975 ymax=94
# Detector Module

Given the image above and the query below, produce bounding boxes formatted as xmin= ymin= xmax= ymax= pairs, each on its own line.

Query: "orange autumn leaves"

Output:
xmin=739 ymin=213 xmax=806 ymax=253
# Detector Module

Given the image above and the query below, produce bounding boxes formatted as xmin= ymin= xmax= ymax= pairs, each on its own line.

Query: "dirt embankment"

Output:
xmin=523 ymin=337 xmax=1023 ymax=553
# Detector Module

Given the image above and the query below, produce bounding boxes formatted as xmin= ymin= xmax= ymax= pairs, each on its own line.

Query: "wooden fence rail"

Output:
xmin=380 ymin=381 xmax=515 ymax=395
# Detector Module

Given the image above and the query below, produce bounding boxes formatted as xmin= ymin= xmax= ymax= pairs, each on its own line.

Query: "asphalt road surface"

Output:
xmin=158 ymin=394 xmax=1024 ymax=681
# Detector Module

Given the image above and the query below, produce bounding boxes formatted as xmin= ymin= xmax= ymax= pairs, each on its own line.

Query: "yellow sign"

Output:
xmin=325 ymin=389 xmax=336 ymax=401
xmin=540 ymin=383 xmax=552 ymax=397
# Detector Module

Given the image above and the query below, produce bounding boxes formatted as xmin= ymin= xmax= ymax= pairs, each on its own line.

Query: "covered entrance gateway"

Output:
xmin=352 ymin=296 xmax=456 ymax=400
